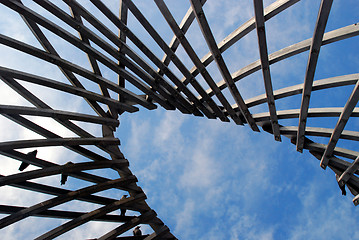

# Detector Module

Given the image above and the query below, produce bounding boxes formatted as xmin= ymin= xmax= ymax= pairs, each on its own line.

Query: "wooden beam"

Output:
xmin=240 ymin=74 xmax=359 ymax=109
xmin=337 ymin=155 xmax=359 ymax=188
xmin=253 ymin=0 xmax=280 ymax=138
xmin=98 ymin=210 xmax=157 ymax=240
xmin=106 ymin=0 xmax=220 ymax=119
xmin=0 ymin=66 xmax=138 ymax=112
xmin=207 ymin=23 xmax=359 ymax=98
xmin=88 ymin=0 xmax=213 ymax=117
xmin=253 ymin=107 xmax=359 ymax=123
xmin=296 ymin=0 xmax=333 ymax=152
xmin=0 ymin=105 xmax=119 ymax=127
xmin=0 ymin=137 xmax=120 ymax=151
xmin=154 ymin=0 xmax=232 ymax=123
xmin=0 ymin=176 xmax=136 ymax=228
xmin=63 ymin=0 xmax=195 ymax=114
xmin=0 ymin=205 xmax=131 ymax=222
xmin=186 ymin=0 xmax=300 ymax=85
xmin=118 ymin=0 xmax=128 ymax=104
xmin=0 ymin=33 xmax=155 ymax=110
xmin=0 ymin=159 xmax=128 ymax=187
xmin=158 ymin=0 xmax=207 ymax=76
xmin=320 ymin=79 xmax=359 ymax=169
xmin=190 ymin=0 xmax=259 ymax=127
xmin=35 ymin=193 xmax=146 ymax=240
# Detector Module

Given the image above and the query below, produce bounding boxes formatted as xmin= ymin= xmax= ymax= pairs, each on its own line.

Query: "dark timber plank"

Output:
xmin=320 ymin=79 xmax=359 ymax=168
xmin=35 ymin=193 xmax=146 ymax=240
xmin=0 ymin=205 xmax=132 ymax=223
xmin=154 ymin=0 xmax=231 ymax=122
xmin=0 ymin=176 xmax=136 ymax=228
xmin=253 ymin=0 xmax=280 ymax=139
xmin=296 ymin=0 xmax=333 ymax=152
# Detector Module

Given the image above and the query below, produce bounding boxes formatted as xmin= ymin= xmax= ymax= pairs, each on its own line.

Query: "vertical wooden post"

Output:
xmin=118 ymin=0 xmax=128 ymax=107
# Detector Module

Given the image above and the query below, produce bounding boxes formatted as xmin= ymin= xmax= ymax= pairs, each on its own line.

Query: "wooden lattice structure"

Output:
xmin=0 ymin=0 xmax=358 ymax=239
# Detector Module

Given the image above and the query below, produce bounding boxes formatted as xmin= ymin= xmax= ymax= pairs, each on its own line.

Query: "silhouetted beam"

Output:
xmin=2 ymin=114 xmax=116 ymax=162
xmin=309 ymin=151 xmax=359 ymax=192
xmin=253 ymin=0 xmax=280 ymax=139
xmin=320 ymin=79 xmax=359 ymax=169
xmin=144 ymin=225 xmax=170 ymax=240
xmin=18 ymin=4 xmax=108 ymax=118
xmin=66 ymin=0 xmax=206 ymax=117
xmin=338 ymin=155 xmax=359 ymax=188
xmin=114 ymin=236 xmax=149 ymax=240
xmin=278 ymin=126 xmax=359 ymax=142
xmin=70 ymin=7 xmax=118 ymax=117
xmin=118 ymin=0 xmax=128 ymax=94
xmin=62 ymin=0 xmax=193 ymax=115
xmin=33 ymin=0 xmax=175 ymax=112
xmin=186 ymin=0 xmax=300 ymax=92
xmin=241 ymin=74 xmax=359 ymax=108
xmin=1 ymin=0 xmax=157 ymax=110
xmin=98 ymin=210 xmax=157 ymax=240
xmin=191 ymin=0 xmax=262 ymax=128
xmin=0 ymin=105 xmax=119 ymax=127
xmin=0 ymin=75 xmax=119 ymax=156
xmin=35 ymin=193 xmax=146 ymax=240
xmin=154 ymin=0 xmax=232 ymax=123
xmin=158 ymin=0 xmax=207 ymax=76
xmin=305 ymin=142 xmax=359 ymax=161
xmin=296 ymin=0 xmax=333 ymax=152
xmin=0 ymin=137 xmax=120 ymax=151
xmin=0 ymin=67 xmax=138 ymax=113
xmin=0 ymin=33 xmax=155 ymax=110
xmin=0 ymin=205 xmax=132 ymax=223
xmin=0 ymin=76 xmax=127 ymax=159
xmin=253 ymin=107 xmax=359 ymax=122
xmin=0 ymin=176 xmax=137 ymax=228
xmin=90 ymin=0 xmax=215 ymax=119
xmin=0 ymin=159 xmax=128 ymax=187
xmin=0 ymin=173 xmax=136 ymax=207
xmin=208 ymin=23 xmax=359 ymax=98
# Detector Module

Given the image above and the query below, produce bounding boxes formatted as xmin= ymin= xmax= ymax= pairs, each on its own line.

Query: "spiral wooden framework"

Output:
xmin=0 ymin=0 xmax=358 ymax=239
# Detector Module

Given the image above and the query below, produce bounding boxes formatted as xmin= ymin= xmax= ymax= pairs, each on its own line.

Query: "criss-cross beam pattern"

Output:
xmin=0 ymin=0 xmax=358 ymax=239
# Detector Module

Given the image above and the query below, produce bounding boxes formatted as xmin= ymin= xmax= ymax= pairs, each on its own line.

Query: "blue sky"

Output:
xmin=0 ymin=0 xmax=359 ymax=239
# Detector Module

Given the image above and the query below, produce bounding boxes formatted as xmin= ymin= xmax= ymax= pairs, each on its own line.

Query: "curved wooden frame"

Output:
xmin=0 ymin=0 xmax=358 ymax=239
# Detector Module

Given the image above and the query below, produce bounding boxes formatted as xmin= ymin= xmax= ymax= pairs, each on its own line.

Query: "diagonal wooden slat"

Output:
xmin=63 ymin=0 xmax=194 ymax=115
xmin=0 ymin=159 xmax=127 ymax=187
xmin=0 ymin=205 xmax=131 ymax=223
xmin=154 ymin=0 xmax=234 ymax=123
xmin=35 ymin=193 xmax=146 ymax=240
xmin=0 ymin=176 xmax=136 ymax=228
xmin=190 ymin=0 xmax=259 ymax=127
xmin=0 ymin=137 xmax=120 ymax=152
xmin=296 ymin=0 xmax=333 ymax=152
xmin=208 ymin=23 xmax=359 ymax=98
xmin=189 ymin=0 xmax=300 ymax=90
xmin=320 ymin=79 xmax=359 ymax=169
xmin=7 ymin=0 xmax=167 ymax=110
xmin=69 ymin=6 xmax=119 ymax=117
xmin=103 ymin=0 xmax=219 ymax=119
xmin=118 ymin=0 xmax=128 ymax=103
xmin=157 ymin=0 xmax=207 ymax=76
xmin=0 ymin=33 xmax=156 ymax=110
xmin=0 ymin=105 xmax=119 ymax=127
xmin=253 ymin=0 xmax=281 ymax=140
xmin=98 ymin=210 xmax=157 ymax=240
xmin=0 ymin=66 xmax=138 ymax=112
xmin=337 ymin=155 xmax=359 ymax=189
